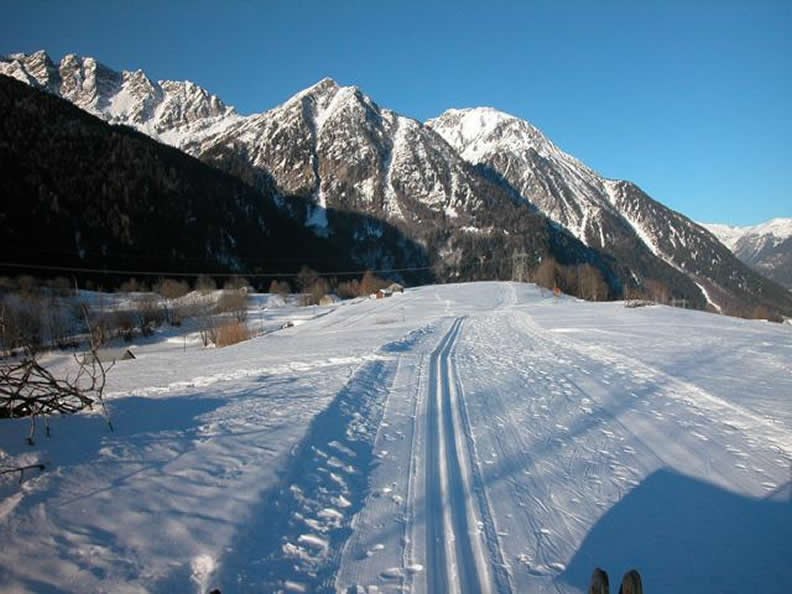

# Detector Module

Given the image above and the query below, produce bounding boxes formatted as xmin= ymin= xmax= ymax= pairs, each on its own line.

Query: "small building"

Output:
xmin=385 ymin=283 xmax=404 ymax=294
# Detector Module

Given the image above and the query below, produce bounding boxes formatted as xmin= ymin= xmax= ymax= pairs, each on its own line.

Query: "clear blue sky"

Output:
xmin=2 ymin=0 xmax=789 ymax=226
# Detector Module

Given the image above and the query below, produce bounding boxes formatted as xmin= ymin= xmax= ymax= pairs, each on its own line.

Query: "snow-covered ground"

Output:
xmin=1 ymin=282 xmax=790 ymax=593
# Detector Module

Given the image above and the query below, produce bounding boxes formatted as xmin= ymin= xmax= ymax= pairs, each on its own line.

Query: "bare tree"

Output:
xmin=578 ymin=264 xmax=608 ymax=301
xmin=645 ymin=279 xmax=669 ymax=304
xmin=196 ymin=303 xmax=218 ymax=347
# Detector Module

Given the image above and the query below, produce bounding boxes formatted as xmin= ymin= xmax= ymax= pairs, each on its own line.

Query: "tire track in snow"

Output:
xmin=425 ymin=317 xmax=503 ymax=594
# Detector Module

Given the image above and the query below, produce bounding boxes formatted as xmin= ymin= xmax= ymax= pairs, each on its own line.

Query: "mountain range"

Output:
xmin=2 ymin=50 xmax=790 ymax=318
xmin=702 ymin=219 xmax=792 ymax=289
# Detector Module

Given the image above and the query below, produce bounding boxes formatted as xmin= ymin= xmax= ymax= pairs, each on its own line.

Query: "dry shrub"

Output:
xmin=48 ymin=276 xmax=75 ymax=297
xmin=302 ymin=278 xmax=330 ymax=306
xmin=214 ymin=321 xmax=250 ymax=347
xmin=359 ymin=271 xmax=389 ymax=296
xmin=113 ymin=309 xmax=137 ymax=342
xmin=135 ymin=294 xmax=165 ymax=334
xmin=268 ymin=279 xmax=291 ymax=296
xmin=169 ymin=301 xmax=201 ymax=327
xmin=194 ymin=275 xmax=217 ymax=294
xmin=119 ymin=277 xmax=147 ymax=293
xmin=532 ymin=257 xmax=558 ymax=293
xmin=751 ymin=304 xmax=782 ymax=323
xmin=16 ymin=275 xmax=39 ymax=297
xmin=336 ymin=279 xmax=360 ymax=300
xmin=215 ymin=290 xmax=248 ymax=321
xmin=223 ymin=276 xmax=249 ymax=291
xmin=154 ymin=278 xmax=190 ymax=299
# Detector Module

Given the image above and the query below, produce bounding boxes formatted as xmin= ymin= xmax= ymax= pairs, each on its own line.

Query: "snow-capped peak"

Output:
xmin=428 ymin=106 xmax=556 ymax=161
xmin=701 ymin=218 xmax=792 ymax=289
xmin=0 ymin=50 xmax=241 ymax=149
xmin=701 ymin=218 xmax=792 ymax=251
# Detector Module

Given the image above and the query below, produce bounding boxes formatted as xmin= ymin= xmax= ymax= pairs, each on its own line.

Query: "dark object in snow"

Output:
xmin=589 ymin=567 xmax=609 ymax=594
xmin=589 ymin=568 xmax=643 ymax=594
xmin=208 ymin=589 xmax=221 ymax=594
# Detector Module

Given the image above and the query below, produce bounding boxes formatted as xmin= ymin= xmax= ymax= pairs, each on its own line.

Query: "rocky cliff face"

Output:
xmin=0 ymin=50 xmax=240 ymax=147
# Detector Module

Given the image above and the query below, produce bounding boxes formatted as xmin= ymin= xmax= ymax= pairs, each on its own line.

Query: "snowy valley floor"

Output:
xmin=1 ymin=282 xmax=791 ymax=593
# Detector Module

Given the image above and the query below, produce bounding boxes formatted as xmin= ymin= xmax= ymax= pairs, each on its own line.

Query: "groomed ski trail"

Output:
xmin=425 ymin=316 xmax=509 ymax=594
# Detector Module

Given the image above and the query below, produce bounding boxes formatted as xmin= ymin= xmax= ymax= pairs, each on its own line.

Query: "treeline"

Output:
xmin=0 ymin=74 xmax=432 ymax=291
xmin=530 ymin=257 xmax=610 ymax=300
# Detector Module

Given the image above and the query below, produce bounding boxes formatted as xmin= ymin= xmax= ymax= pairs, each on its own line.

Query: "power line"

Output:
xmin=0 ymin=261 xmax=436 ymax=279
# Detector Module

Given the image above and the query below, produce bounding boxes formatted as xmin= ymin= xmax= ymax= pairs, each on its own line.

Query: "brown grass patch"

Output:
xmin=214 ymin=321 xmax=251 ymax=347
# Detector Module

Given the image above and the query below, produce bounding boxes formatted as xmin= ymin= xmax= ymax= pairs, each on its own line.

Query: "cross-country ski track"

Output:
xmin=1 ymin=282 xmax=790 ymax=593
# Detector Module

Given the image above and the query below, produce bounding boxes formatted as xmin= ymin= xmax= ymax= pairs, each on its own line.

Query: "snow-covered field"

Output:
xmin=1 ymin=282 xmax=790 ymax=593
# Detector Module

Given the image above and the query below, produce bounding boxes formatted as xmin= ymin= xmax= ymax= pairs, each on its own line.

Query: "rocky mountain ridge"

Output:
xmin=702 ymin=219 xmax=792 ymax=289
xmin=427 ymin=107 xmax=792 ymax=314
xmin=3 ymin=50 xmax=791 ymax=316
xmin=0 ymin=50 xmax=241 ymax=147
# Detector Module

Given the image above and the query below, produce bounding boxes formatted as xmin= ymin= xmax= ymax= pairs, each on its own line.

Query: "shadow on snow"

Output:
xmin=560 ymin=467 xmax=792 ymax=593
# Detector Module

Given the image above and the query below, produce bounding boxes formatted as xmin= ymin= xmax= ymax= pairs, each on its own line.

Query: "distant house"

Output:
xmin=375 ymin=283 xmax=405 ymax=300
xmin=385 ymin=283 xmax=404 ymax=294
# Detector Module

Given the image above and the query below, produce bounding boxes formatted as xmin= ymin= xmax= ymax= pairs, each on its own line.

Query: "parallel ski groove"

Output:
xmin=425 ymin=316 xmax=497 ymax=594
xmin=450 ymin=330 xmax=514 ymax=594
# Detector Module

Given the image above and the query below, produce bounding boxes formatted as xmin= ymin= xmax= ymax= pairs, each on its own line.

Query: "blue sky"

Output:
xmin=2 ymin=0 xmax=789 ymax=225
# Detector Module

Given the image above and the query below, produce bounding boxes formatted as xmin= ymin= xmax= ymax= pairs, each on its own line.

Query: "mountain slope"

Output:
xmin=181 ymin=77 xmax=618 ymax=286
xmin=427 ymin=107 xmax=792 ymax=316
xmin=2 ymin=51 xmax=616 ymax=289
xmin=0 ymin=74 xmax=431 ymax=285
xmin=4 ymin=50 xmax=789 ymax=316
xmin=702 ymin=219 xmax=792 ymax=289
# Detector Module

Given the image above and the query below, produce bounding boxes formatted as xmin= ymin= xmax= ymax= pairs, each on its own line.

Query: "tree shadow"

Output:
xmin=560 ymin=467 xmax=792 ymax=593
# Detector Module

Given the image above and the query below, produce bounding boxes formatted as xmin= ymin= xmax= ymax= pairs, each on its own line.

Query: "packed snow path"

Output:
xmin=422 ymin=317 xmax=503 ymax=594
xmin=1 ymin=283 xmax=791 ymax=593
